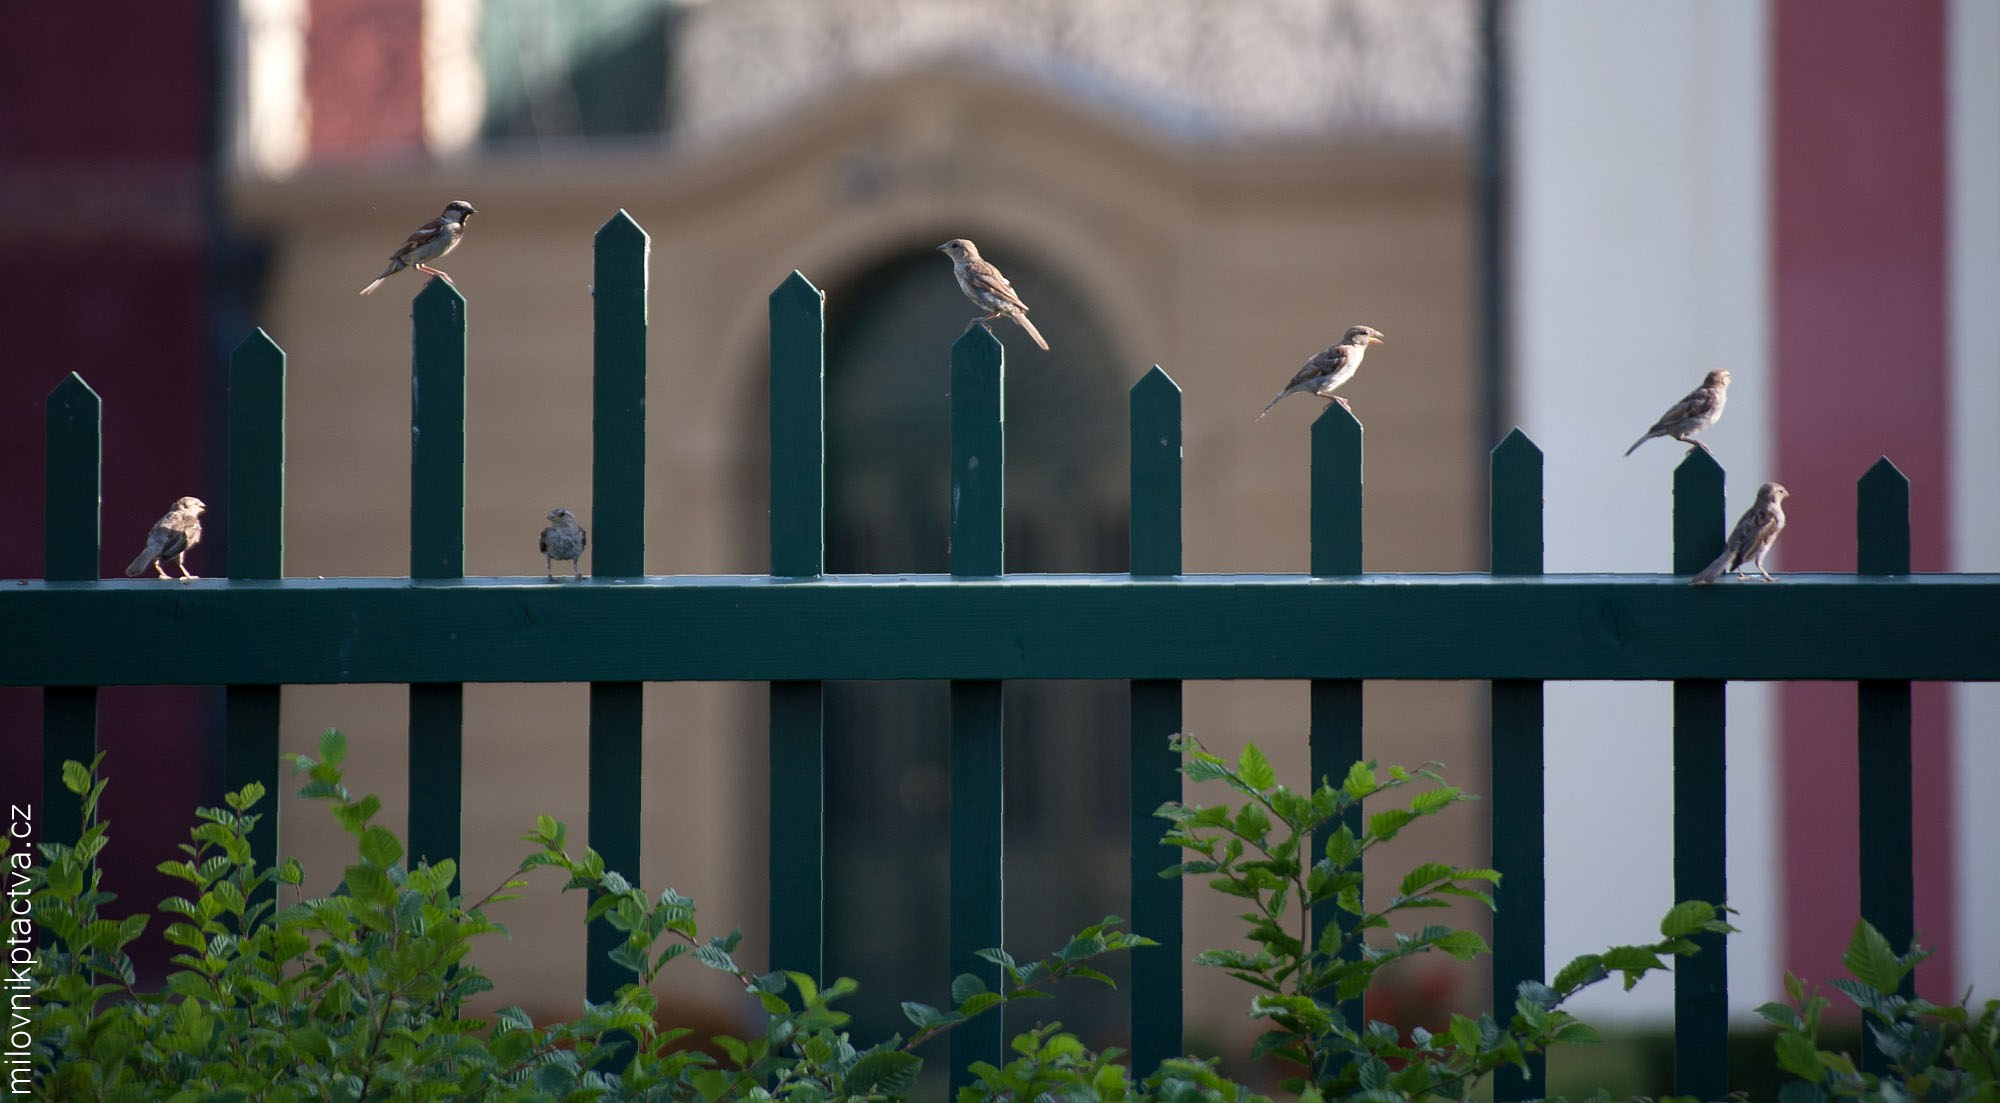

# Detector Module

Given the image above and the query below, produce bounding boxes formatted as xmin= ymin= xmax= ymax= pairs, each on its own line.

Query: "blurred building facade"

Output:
xmin=222 ymin=0 xmax=1486 ymax=1050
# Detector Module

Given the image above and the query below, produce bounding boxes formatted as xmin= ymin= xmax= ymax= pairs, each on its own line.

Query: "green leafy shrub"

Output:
xmin=1758 ymin=920 xmax=1999 ymax=1102
xmin=23 ymin=729 xmax=1743 ymax=1101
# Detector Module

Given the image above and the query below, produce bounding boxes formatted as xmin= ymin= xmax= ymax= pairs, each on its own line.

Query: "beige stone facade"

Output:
xmin=231 ymin=65 xmax=1484 ymax=1043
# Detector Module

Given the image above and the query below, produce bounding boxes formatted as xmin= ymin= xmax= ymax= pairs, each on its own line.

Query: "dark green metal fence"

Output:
xmin=11 ymin=211 xmax=1999 ymax=1101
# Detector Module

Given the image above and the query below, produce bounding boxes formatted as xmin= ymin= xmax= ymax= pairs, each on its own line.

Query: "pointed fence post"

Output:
xmin=1128 ymin=365 xmax=1183 ymax=1069
xmin=1308 ymin=403 xmax=1364 ymax=1033
xmin=768 ymin=270 xmax=827 ymax=983
xmin=408 ymin=278 xmax=466 ymax=889
xmin=1671 ymin=448 xmax=1728 ymax=1100
xmin=949 ymin=325 xmax=1005 ymax=1092
xmin=226 ymin=331 xmax=286 ymax=902
xmin=1856 ymin=457 xmax=1914 ymax=1075
xmin=42 ymin=373 xmax=101 ymax=850
xmin=587 ymin=211 xmax=651 ymax=1005
xmin=1489 ymin=428 xmax=1544 ymax=1101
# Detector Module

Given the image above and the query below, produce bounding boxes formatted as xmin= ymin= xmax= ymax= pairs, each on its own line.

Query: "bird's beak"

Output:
xmin=1368 ymin=335 xmax=1385 ymax=345
xmin=936 ymin=243 xmax=950 ymax=253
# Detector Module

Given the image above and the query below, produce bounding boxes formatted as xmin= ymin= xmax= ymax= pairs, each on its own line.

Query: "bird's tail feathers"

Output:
xmin=125 ymin=551 xmax=154 ymax=577
xmin=1691 ymin=548 xmax=1733 ymax=585
xmin=359 ymin=277 xmax=386 ymax=296
xmin=1623 ymin=434 xmax=1651 ymax=457
xmin=1016 ymin=314 xmax=1049 ymax=351
xmin=1256 ymin=390 xmax=1292 ymax=421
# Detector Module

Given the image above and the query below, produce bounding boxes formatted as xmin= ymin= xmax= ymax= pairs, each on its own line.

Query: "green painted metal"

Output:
xmin=1489 ymin=429 xmax=1544 ymax=1102
xmin=587 ymin=213 xmax=650 ymax=1002
xmin=1857 ymin=458 xmax=1914 ymax=1076
xmin=768 ymin=270 xmax=828 ymax=980
xmin=226 ymin=331 xmax=287 ymax=898
xmin=588 ymin=681 xmax=644 ymax=1004
xmin=408 ymin=280 xmax=466 ymax=886
xmin=1310 ymin=405 xmax=1363 ymax=577
xmin=1128 ymin=365 xmax=1184 ymax=1069
xmin=7 ymin=574 xmax=2000 ymax=685
xmin=1671 ymin=452 xmax=1727 ymax=1100
xmin=592 ymin=211 xmax=649 ymax=578
xmin=1308 ymin=403 xmax=1365 ymax=1034
xmin=41 ymin=373 xmax=100 ymax=850
xmin=950 ymin=326 xmax=1005 ymax=1090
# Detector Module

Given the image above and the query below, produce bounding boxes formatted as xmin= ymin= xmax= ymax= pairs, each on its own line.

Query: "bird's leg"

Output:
xmin=572 ymin=560 xmax=582 ymax=580
xmin=153 ymin=561 xmax=171 ymax=580
xmin=1332 ymin=396 xmax=1354 ymax=411
xmin=416 ymin=264 xmax=457 ymax=285
xmin=1754 ymin=551 xmax=1776 ymax=581
xmin=546 ymin=558 xmax=555 ymax=581
xmin=175 ymin=556 xmax=198 ymax=582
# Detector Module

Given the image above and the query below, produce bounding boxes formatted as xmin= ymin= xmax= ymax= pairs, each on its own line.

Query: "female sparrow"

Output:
xmin=1258 ymin=325 xmax=1386 ymax=419
xmin=125 ymin=496 xmax=206 ymax=582
xmin=1693 ymin=482 xmax=1788 ymax=584
xmin=937 ymin=238 xmax=1049 ymax=350
xmin=1626 ymin=370 xmax=1729 ymax=456
xmin=539 ymin=508 xmax=587 ymax=580
xmin=360 ymin=200 xmax=478 ymax=295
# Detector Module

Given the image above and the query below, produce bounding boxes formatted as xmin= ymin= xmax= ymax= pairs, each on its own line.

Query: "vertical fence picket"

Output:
xmin=42 ymin=373 xmax=101 ymax=849
xmin=1489 ymin=429 xmax=1545 ymax=1101
xmin=1308 ymin=404 xmax=1364 ymax=1029
xmin=1856 ymin=457 xmax=1915 ymax=1074
xmin=586 ymin=213 xmax=651 ymax=1003
xmin=1671 ymin=449 xmax=1728 ymax=1100
xmin=768 ymin=271 xmax=827 ymax=981
xmin=226 ymin=331 xmax=286 ymax=898
xmin=949 ymin=326 xmax=1005 ymax=1090
xmin=409 ymin=279 xmax=466 ymax=883
xmin=1128 ymin=366 xmax=1184 ymax=1068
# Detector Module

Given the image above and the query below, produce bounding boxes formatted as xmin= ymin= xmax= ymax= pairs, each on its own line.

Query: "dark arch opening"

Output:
xmin=804 ymin=236 xmax=1136 ymax=1045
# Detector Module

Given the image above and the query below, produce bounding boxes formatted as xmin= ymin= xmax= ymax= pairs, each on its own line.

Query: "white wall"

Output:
xmin=1510 ymin=0 xmax=1775 ymax=1021
xmin=1949 ymin=0 xmax=2000 ymax=1008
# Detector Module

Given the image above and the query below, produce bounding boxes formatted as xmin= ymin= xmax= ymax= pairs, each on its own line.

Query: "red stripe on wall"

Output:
xmin=1774 ymin=0 xmax=1954 ymax=998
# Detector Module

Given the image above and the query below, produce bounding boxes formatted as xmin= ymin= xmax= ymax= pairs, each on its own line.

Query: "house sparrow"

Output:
xmin=125 ymin=496 xmax=205 ymax=582
xmin=1625 ymin=370 xmax=1730 ymax=457
xmin=539 ymin=508 xmax=587 ymax=580
xmin=1693 ymin=482 xmax=1788 ymax=584
xmin=937 ymin=238 xmax=1048 ymax=350
xmin=1257 ymin=325 xmax=1386 ymax=419
xmin=359 ymin=200 xmax=478 ymax=295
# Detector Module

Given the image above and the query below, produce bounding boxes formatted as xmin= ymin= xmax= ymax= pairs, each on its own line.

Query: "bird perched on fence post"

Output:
xmin=359 ymin=200 xmax=478 ymax=295
xmin=125 ymin=496 xmax=206 ymax=582
xmin=1693 ymin=482 xmax=1788 ymax=584
xmin=539 ymin=508 xmax=587 ymax=580
xmin=1258 ymin=325 xmax=1386 ymax=420
xmin=1626 ymin=370 xmax=1730 ymax=457
xmin=937 ymin=238 xmax=1049 ymax=351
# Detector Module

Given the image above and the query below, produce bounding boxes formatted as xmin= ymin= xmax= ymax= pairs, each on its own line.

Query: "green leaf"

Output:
xmin=845 ymin=1049 xmax=921 ymax=1096
xmin=318 ymin=728 xmax=348 ymax=765
xmin=1399 ymin=862 xmax=1452 ymax=896
xmin=901 ymin=1001 xmax=942 ymax=1029
xmin=359 ymin=825 xmax=403 ymax=868
xmin=1343 ymin=760 xmax=1378 ymax=799
xmin=1238 ymin=743 xmax=1277 ymax=791
xmin=950 ymin=973 xmax=988 ymax=1004
xmin=1774 ymin=1029 xmax=1827 ymax=1080
xmin=1660 ymin=900 xmax=1716 ymax=938
xmin=1842 ymin=919 xmax=1909 ymax=994
xmin=62 ymin=759 xmax=92 ymax=795
xmin=1368 ymin=808 xmax=1416 ymax=842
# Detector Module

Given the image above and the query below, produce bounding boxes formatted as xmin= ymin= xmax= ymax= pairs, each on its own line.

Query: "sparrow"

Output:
xmin=359 ymin=200 xmax=478 ymax=295
xmin=539 ymin=508 xmax=587 ymax=580
xmin=937 ymin=238 xmax=1049 ymax=351
xmin=1693 ymin=482 xmax=1788 ymax=584
xmin=125 ymin=496 xmax=206 ymax=582
xmin=1625 ymin=370 xmax=1730 ymax=457
xmin=1257 ymin=325 xmax=1386 ymax=419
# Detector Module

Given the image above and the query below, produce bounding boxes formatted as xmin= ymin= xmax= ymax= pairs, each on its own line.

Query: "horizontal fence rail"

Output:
xmin=17 ymin=209 xmax=1990 ymax=1101
xmin=6 ymin=575 xmax=1999 ymax=685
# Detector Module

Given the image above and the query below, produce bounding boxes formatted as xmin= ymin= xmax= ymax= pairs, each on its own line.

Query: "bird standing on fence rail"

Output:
xmin=1693 ymin=482 xmax=1788 ymax=584
xmin=938 ymin=238 xmax=1049 ymax=351
xmin=359 ymin=200 xmax=478 ymax=295
xmin=539 ymin=508 xmax=587 ymax=580
xmin=1257 ymin=325 xmax=1386 ymax=420
xmin=125 ymin=496 xmax=205 ymax=582
xmin=1625 ymin=370 xmax=1730 ymax=457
